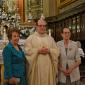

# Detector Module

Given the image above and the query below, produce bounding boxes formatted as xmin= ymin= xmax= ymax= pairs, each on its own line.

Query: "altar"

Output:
xmin=0 ymin=40 xmax=8 ymax=85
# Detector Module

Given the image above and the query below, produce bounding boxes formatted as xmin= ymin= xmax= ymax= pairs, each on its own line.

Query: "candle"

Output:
xmin=48 ymin=29 xmax=51 ymax=36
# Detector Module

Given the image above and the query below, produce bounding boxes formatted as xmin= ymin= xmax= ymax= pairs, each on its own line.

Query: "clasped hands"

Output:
xmin=38 ymin=46 xmax=50 ymax=54
xmin=62 ymin=68 xmax=73 ymax=76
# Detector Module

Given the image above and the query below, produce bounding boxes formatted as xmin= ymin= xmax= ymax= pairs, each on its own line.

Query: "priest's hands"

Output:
xmin=38 ymin=47 xmax=50 ymax=54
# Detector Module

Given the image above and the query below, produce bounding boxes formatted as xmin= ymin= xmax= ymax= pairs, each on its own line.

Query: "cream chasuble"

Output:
xmin=24 ymin=32 xmax=59 ymax=85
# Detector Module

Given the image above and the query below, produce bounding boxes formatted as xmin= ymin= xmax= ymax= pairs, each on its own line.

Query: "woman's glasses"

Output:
xmin=38 ymin=25 xmax=47 ymax=27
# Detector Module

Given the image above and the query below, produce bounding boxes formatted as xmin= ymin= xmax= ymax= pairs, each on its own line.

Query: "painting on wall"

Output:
xmin=30 ymin=0 xmax=41 ymax=6
xmin=26 ymin=0 xmax=42 ymax=19
xmin=27 ymin=0 xmax=41 ymax=7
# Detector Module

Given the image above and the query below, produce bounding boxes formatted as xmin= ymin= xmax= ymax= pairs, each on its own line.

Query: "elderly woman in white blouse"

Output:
xmin=57 ymin=28 xmax=81 ymax=85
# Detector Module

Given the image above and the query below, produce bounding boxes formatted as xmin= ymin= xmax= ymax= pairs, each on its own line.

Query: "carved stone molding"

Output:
xmin=57 ymin=2 xmax=85 ymax=21
xmin=58 ymin=0 xmax=77 ymax=9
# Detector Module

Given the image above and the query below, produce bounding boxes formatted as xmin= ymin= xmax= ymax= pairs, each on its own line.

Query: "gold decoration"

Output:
xmin=58 ymin=0 xmax=77 ymax=9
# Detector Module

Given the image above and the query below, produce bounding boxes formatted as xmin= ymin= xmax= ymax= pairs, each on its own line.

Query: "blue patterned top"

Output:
xmin=3 ymin=41 xmax=26 ymax=79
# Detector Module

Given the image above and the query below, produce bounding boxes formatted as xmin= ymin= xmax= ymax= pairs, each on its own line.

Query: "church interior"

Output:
xmin=0 ymin=0 xmax=85 ymax=85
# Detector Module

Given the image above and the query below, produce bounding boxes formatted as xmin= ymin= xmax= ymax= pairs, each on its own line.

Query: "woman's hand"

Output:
xmin=61 ymin=68 xmax=73 ymax=76
xmin=61 ymin=69 xmax=69 ymax=76
xmin=66 ymin=68 xmax=73 ymax=75
xmin=8 ymin=77 xmax=17 ymax=84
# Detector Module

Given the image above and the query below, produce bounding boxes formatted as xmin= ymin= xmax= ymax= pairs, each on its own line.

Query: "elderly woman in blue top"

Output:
xmin=3 ymin=29 xmax=26 ymax=85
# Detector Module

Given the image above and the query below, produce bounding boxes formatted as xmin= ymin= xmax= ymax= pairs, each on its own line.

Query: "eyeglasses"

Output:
xmin=63 ymin=32 xmax=70 ymax=34
xmin=38 ymin=25 xmax=46 ymax=27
